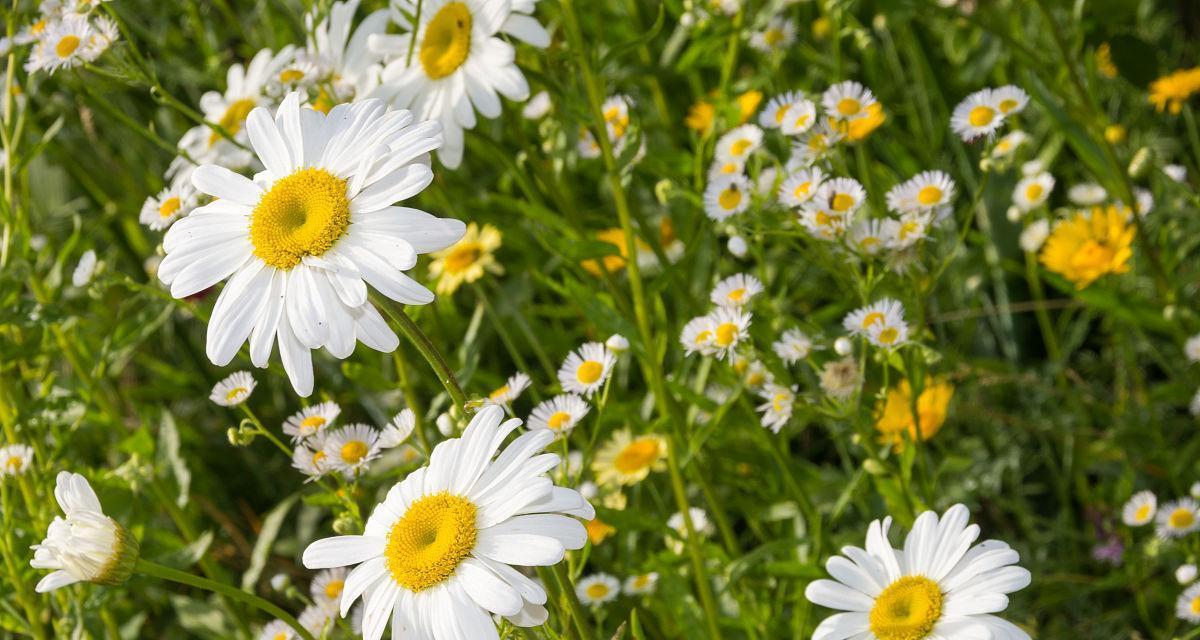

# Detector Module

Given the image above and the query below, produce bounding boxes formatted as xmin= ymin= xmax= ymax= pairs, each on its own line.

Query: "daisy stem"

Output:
xmin=239 ymin=405 xmax=294 ymax=459
xmin=134 ymin=559 xmax=315 ymax=640
xmin=392 ymin=351 xmax=432 ymax=455
xmin=549 ymin=562 xmax=592 ymax=640
xmin=376 ymin=297 xmax=469 ymax=413
xmin=559 ymin=2 xmax=725 ymax=637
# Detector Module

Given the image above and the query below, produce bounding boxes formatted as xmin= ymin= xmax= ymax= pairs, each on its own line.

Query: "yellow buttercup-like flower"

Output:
xmin=581 ymin=228 xmax=652 ymax=276
xmin=1039 ymin=205 xmax=1135 ymax=289
xmin=686 ymin=100 xmax=716 ymax=133
xmin=736 ymin=90 xmax=763 ymax=124
xmin=1148 ymin=66 xmax=1200 ymax=114
xmin=846 ymin=102 xmax=886 ymax=141
xmin=875 ymin=380 xmax=954 ymax=450
xmin=428 ymin=223 xmax=503 ymax=294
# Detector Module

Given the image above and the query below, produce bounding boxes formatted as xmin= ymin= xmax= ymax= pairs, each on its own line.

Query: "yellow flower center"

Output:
xmin=916 ymin=186 xmax=942 ymax=205
xmin=384 ymin=493 xmax=477 ymax=592
xmin=604 ymin=106 xmax=629 ymax=138
xmin=861 ymin=312 xmax=884 ymax=329
xmin=837 ymin=98 xmax=862 ymax=116
xmin=794 ymin=181 xmax=813 ymax=198
xmin=420 ymin=2 xmax=473 ymax=80
xmin=831 ymin=193 xmax=855 ymax=212
xmin=730 ymin=139 xmax=753 ymax=157
xmin=775 ymin=106 xmax=790 ymax=124
xmin=273 ymin=633 xmax=288 ymax=640
xmin=442 ymin=243 xmax=481 ymax=274
xmin=694 ymin=329 xmax=712 ymax=345
xmin=279 ymin=69 xmax=305 ymax=84
xmin=586 ymin=583 xmax=611 ymax=599
xmin=877 ymin=327 xmax=900 ymax=345
xmin=773 ymin=393 xmax=790 ymax=412
xmin=727 ymin=288 xmax=746 ymax=302
xmin=1134 ymin=504 xmax=1152 ymax=522
xmin=547 ymin=411 xmax=572 ymax=431
xmin=301 ymin=415 xmax=327 ymax=430
xmin=5 ymin=455 xmax=22 ymax=471
xmin=225 ymin=387 xmax=247 ymax=401
xmin=249 ymin=168 xmax=350 ymax=270
xmin=576 ymin=360 xmax=604 ymax=384
xmin=209 ymin=98 xmax=256 ymax=147
xmin=614 ymin=438 xmax=661 ymax=474
xmin=792 ymin=113 xmax=812 ymax=128
xmin=313 ymin=88 xmax=335 ymax=114
xmin=158 ymin=196 xmax=182 ymax=219
xmin=1192 ymin=596 xmax=1200 ymax=615
xmin=764 ymin=28 xmax=785 ymax=46
xmin=968 ymin=105 xmax=995 ymax=127
xmin=714 ymin=321 xmax=738 ymax=346
xmin=869 ymin=576 xmax=943 ymax=640
xmin=718 ymin=186 xmax=742 ymax=210
xmin=634 ymin=575 xmax=650 ymax=588
xmin=339 ymin=440 xmax=369 ymax=464
xmin=312 ymin=450 xmax=326 ymax=466
xmin=1170 ymin=507 xmax=1196 ymax=529
xmin=489 ymin=385 xmax=510 ymax=401
xmin=998 ymin=98 xmax=1019 ymax=113
xmin=55 ymin=35 xmax=80 ymax=58
xmin=323 ymin=579 xmax=344 ymax=600
xmin=809 ymin=134 xmax=828 ymax=151
xmin=1024 ymin=183 xmax=1044 ymax=202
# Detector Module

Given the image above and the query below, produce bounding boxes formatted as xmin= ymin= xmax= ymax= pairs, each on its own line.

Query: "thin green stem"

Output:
xmin=550 ymin=562 xmax=592 ymax=640
xmin=374 ymin=295 xmax=469 ymax=412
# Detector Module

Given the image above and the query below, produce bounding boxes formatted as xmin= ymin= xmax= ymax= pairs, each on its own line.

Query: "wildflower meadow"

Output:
xmin=3 ymin=0 xmax=1200 ymax=638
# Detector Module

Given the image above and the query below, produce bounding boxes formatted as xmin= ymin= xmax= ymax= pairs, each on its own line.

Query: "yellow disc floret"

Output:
xmin=869 ymin=576 xmax=944 ymax=640
xmin=250 ymin=168 xmax=351 ymax=270
xmin=385 ymin=493 xmax=477 ymax=592
xmin=420 ymin=2 xmax=473 ymax=80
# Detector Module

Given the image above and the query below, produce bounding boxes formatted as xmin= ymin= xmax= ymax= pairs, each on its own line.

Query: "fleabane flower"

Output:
xmin=778 ymin=167 xmax=826 ymax=208
xmin=1157 ymin=498 xmax=1200 ymax=539
xmin=992 ymin=84 xmax=1029 ymax=117
xmin=30 ymin=472 xmax=140 ymax=592
xmin=484 ymin=372 xmax=531 ymax=407
xmin=704 ymin=174 xmax=752 ymax=220
xmin=379 ymin=409 xmax=416 ymax=448
xmin=579 ymin=95 xmax=635 ymax=159
xmin=1013 ymin=172 xmax=1055 ymax=212
xmin=886 ymin=171 xmax=956 ymax=213
xmin=760 ymin=90 xmax=808 ymax=130
xmin=715 ymin=124 xmax=763 ymax=166
xmin=372 ymin=0 xmax=547 ymax=168
xmin=780 ymin=98 xmax=819 ymax=135
xmin=822 ymin=80 xmax=877 ymax=122
xmin=210 ymin=371 xmax=256 ymax=407
xmin=140 ymin=177 xmax=200 ymax=231
xmin=849 ymin=219 xmax=888 ymax=256
xmin=301 ymin=405 xmax=593 ymax=640
xmin=750 ymin=17 xmax=796 ymax=53
xmin=950 ymin=88 xmax=1004 ymax=141
xmin=843 ymin=298 xmax=905 ymax=337
xmin=773 ymin=328 xmax=814 ymax=364
xmin=1178 ymin=583 xmax=1200 ymax=623
xmin=310 ymin=567 xmax=348 ymax=612
xmin=576 ymin=573 xmax=620 ymax=606
xmin=792 ymin=122 xmax=843 ymax=166
xmin=258 ymin=620 xmax=296 ymax=640
xmin=302 ymin=0 xmax=391 ymax=109
xmin=293 ymin=435 xmax=331 ymax=481
xmin=323 ymin=423 xmax=383 ymax=479
xmin=757 ymin=382 xmax=796 ymax=433
xmin=806 ymin=503 xmax=1032 ymax=640
xmin=159 ymin=94 xmax=465 ymax=396
xmin=283 ymin=401 xmax=342 ymax=441
xmin=0 ymin=444 xmax=34 ymax=477
xmin=623 ymin=572 xmax=658 ymax=595
xmin=528 ymin=394 xmax=590 ymax=436
xmin=558 ymin=342 xmax=615 ymax=397
xmin=710 ymin=273 xmax=764 ymax=307
xmin=1122 ymin=490 xmax=1157 ymax=526
xmin=702 ymin=306 xmax=751 ymax=360
xmin=813 ymin=177 xmax=867 ymax=217
xmin=25 ymin=15 xmax=114 ymax=74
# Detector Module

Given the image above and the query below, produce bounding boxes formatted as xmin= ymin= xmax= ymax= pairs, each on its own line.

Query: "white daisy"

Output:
xmin=1179 ymin=564 xmax=1198 ymax=585
xmin=760 ymin=90 xmax=807 ymax=130
xmin=886 ymin=171 xmax=956 ymax=213
xmin=1178 ymin=583 xmax=1200 ymax=623
xmin=323 ymin=423 xmax=382 ymax=479
xmin=750 ymin=17 xmax=796 ymax=53
xmin=883 ymin=211 xmax=933 ymax=250
xmin=528 ymin=394 xmax=590 ymax=436
xmin=1122 ymin=490 xmax=1157 ymax=526
xmin=301 ymin=405 xmax=593 ymax=640
xmin=848 ymin=219 xmax=888 ymax=256
xmin=311 ymin=567 xmax=348 ymax=612
xmin=576 ymin=573 xmax=620 ymax=606
xmin=623 ymin=572 xmax=658 ymax=595
xmin=710 ymin=273 xmax=764 ymax=308
xmin=159 ymin=94 xmax=465 ymax=396
xmin=25 ymin=15 xmax=113 ymax=74
xmin=778 ymin=167 xmax=827 ymax=208
xmin=379 ymin=408 xmax=416 ymax=448
xmin=1157 ymin=498 xmax=1200 ymax=539
xmin=372 ymin=0 xmax=546 ymax=168
xmin=950 ymin=89 xmax=1004 ymax=141
xmin=1018 ymin=219 xmax=1050 ymax=253
xmin=773 ymin=328 xmax=814 ymax=364
xmin=292 ymin=435 xmax=330 ymax=481
xmin=756 ymin=382 xmax=796 ymax=433
xmin=579 ymin=95 xmax=634 ymax=159
xmin=715 ymin=124 xmax=764 ymax=165
xmin=992 ymin=84 xmax=1029 ymax=116
xmin=298 ymin=604 xmax=334 ymax=636
xmin=558 ymin=342 xmax=615 ymax=397
xmin=140 ymin=177 xmax=200 ymax=231
xmin=210 ymin=371 xmax=256 ymax=407
xmin=707 ymin=155 xmax=746 ymax=181
xmin=867 ymin=314 xmax=909 ymax=348
xmin=737 ymin=357 xmax=773 ymax=388
xmin=1013 ymin=172 xmax=1054 ymax=212
xmin=0 ymin=444 xmax=34 ymax=477
xmin=799 ymin=206 xmax=849 ymax=241
xmin=258 ymin=620 xmax=296 ymax=640
xmin=791 ymin=122 xmax=843 ymax=166
xmin=485 ymin=372 xmax=531 ymax=407
xmin=522 ymin=90 xmax=552 ymax=119
xmin=681 ymin=315 xmax=717 ymax=357
xmin=780 ymin=98 xmax=819 ymax=136
xmin=822 ymin=80 xmax=876 ymax=121
xmin=813 ymin=177 xmax=867 ymax=217
xmin=303 ymin=0 xmax=390 ymax=108
xmin=705 ymin=306 xmax=752 ymax=360
xmin=704 ymin=174 xmax=752 ymax=221
xmin=666 ymin=507 xmax=714 ymax=554
xmin=30 ymin=472 xmax=139 ymax=592
xmin=1187 ymin=335 xmax=1200 ymax=362
xmin=283 ymin=401 xmax=342 ymax=441
xmin=72 ymin=249 xmax=97 ymax=287
xmin=806 ymin=503 xmax=1032 ymax=640
xmin=727 ymin=234 xmax=748 ymax=258
xmin=990 ymin=130 xmax=1028 ymax=158
xmin=269 ymin=56 xmax=322 ymax=98
xmin=1067 ymin=182 xmax=1107 ymax=206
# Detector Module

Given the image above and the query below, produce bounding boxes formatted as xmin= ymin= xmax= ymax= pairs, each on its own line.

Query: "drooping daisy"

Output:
xmin=72 ymin=249 xmax=97 ymax=287
xmin=323 ymin=424 xmax=383 ymax=479
xmin=30 ymin=472 xmax=140 ymax=593
xmin=283 ymin=401 xmax=341 ymax=441
xmin=886 ymin=171 xmax=956 ymax=213
xmin=623 ymin=572 xmax=659 ymax=596
xmin=428 ymin=222 xmax=503 ymax=295
xmin=993 ymin=84 xmax=1029 ymax=116
xmin=715 ymin=124 xmax=764 ymax=165
xmin=819 ymin=356 xmax=861 ymax=399
xmin=372 ymin=0 xmax=546 ymax=168
xmin=760 ymin=90 xmax=807 ymax=129
xmin=666 ymin=507 xmax=714 ymax=553
xmin=292 ymin=436 xmax=331 ymax=481
xmin=159 ymin=94 xmax=465 ymax=396
xmin=705 ymin=306 xmax=752 ymax=360
xmin=379 ymin=408 xmax=416 ymax=448
xmin=848 ymin=219 xmax=888 ymax=256
xmin=592 ymin=429 xmax=667 ymax=486
xmin=576 ymin=573 xmax=620 ymax=606
xmin=750 ymin=17 xmax=796 ymax=53
xmin=1122 ymin=490 xmax=1157 ymax=526
xmin=558 ymin=342 xmax=615 ymax=397
xmin=806 ymin=503 xmax=1032 ymax=640
xmin=1013 ymin=172 xmax=1055 ymax=212
xmin=875 ymin=379 xmax=954 ymax=449
xmin=1039 ymin=205 xmax=1134 ymax=289
xmin=0 ymin=444 xmax=34 ymax=477
xmin=310 ymin=567 xmax=348 ymax=612
xmin=528 ymin=394 xmax=590 ymax=436
xmin=773 ymin=328 xmax=814 ymax=364
xmin=258 ymin=620 xmax=296 ymax=640
xmin=605 ymin=334 xmax=630 ymax=353
xmin=757 ymin=382 xmax=796 ymax=433
xmin=778 ymin=167 xmax=827 ymax=208
xmin=843 ymin=298 xmax=905 ymax=337
xmin=485 ymin=372 xmax=531 ymax=407
xmin=301 ymin=405 xmax=593 ymax=640
xmin=25 ymin=15 xmax=114 ymax=74
xmin=1157 ymin=498 xmax=1200 ymax=539
xmin=822 ymin=80 xmax=877 ymax=122
xmin=703 ymin=174 xmax=752 ymax=221
xmin=1177 ymin=583 xmax=1200 ymax=623
xmin=210 ymin=371 xmax=256 ymax=407
xmin=710 ymin=273 xmax=764 ymax=308
xmin=140 ymin=177 xmax=200 ymax=231
xmin=950 ymin=88 xmax=1004 ymax=141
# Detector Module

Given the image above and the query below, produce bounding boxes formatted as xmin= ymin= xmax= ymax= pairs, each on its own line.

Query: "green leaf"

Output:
xmin=240 ymin=493 xmax=299 ymax=591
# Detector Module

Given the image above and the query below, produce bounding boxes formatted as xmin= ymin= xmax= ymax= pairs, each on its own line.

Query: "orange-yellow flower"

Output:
xmin=686 ymin=101 xmax=715 ymax=133
xmin=585 ymin=518 xmax=616 ymax=545
xmin=875 ymin=380 xmax=955 ymax=450
xmin=581 ymin=228 xmax=651 ymax=276
xmin=1039 ymin=205 xmax=1135 ymax=289
xmin=1149 ymin=67 xmax=1200 ymax=114
xmin=1096 ymin=42 xmax=1118 ymax=79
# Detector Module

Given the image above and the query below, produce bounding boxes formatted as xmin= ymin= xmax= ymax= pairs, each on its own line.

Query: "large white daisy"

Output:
xmin=159 ymin=93 xmax=465 ymax=396
xmin=301 ymin=405 xmax=593 ymax=640
xmin=806 ymin=504 xmax=1032 ymax=640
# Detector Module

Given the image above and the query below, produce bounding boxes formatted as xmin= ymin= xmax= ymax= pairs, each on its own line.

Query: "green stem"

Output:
xmin=375 ymin=296 xmax=469 ymax=413
xmin=550 ymin=562 xmax=592 ymax=640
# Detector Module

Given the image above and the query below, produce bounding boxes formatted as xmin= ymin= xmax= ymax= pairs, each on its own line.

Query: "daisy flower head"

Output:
xmin=528 ymin=394 xmax=590 ymax=436
xmin=1178 ymin=583 xmax=1200 ymax=623
xmin=302 ymin=0 xmax=391 ymax=109
xmin=258 ymin=620 xmax=296 ymax=640
xmin=774 ymin=328 xmax=815 ymax=364
xmin=806 ymin=503 xmax=1032 ymax=640
xmin=666 ymin=507 xmax=714 ymax=553
xmin=886 ymin=170 xmax=956 ymax=213
xmin=780 ymin=98 xmax=819 ymax=136
xmin=1122 ymin=490 xmax=1157 ymax=526
xmin=428 ymin=222 xmax=503 ymax=295
xmin=710 ymin=273 xmax=764 ymax=308
xmin=1180 ymin=564 xmax=1199 ymax=585
xmin=371 ymin=0 xmax=547 ymax=168
xmin=379 ymin=408 xmax=416 ymax=448
xmin=210 ymin=371 xmax=256 ymax=407
xmin=322 ymin=423 xmax=382 ymax=479
xmin=298 ymin=604 xmax=334 ymax=637
xmin=708 ymin=154 xmax=746 ymax=181
xmin=301 ymin=405 xmax=593 ymax=640
xmin=813 ymin=177 xmax=867 ymax=217
xmin=485 ymin=372 xmax=531 ymax=407
xmin=268 ymin=55 xmax=321 ymax=98
xmin=1067 ymin=182 xmax=1107 ymax=206
xmin=0 ymin=443 xmax=34 ymax=477
xmin=31 ymin=472 xmax=140 ymax=593
xmin=140 ymin=177 xmax=200 ymax=231
xmin=843 ymin=298 xmax=905 ymax=337
xmin=1019 ymin=219 xmax=1051 ymax=253
xmin=310 ymin=567 xmax=348 ymax=612
xmin=990 ymin=129 xmax=1028 ymax=159
xmin=950 ymin=88 xmax=1004 ymax=141
xmin=737 ymin=357 xmax=773 ymax=388
xmin=750 ymin=17 xmax=796 ymax=54
xmin=993 ymin=84 xmax=1030 ymax=116
xmin=623 ymin=572 xmax=659 ymax=596
xmin=522 ymin=90 xmax=552 ymax=119
xmin=760 ymin=90 xmax=807 ymax=130
xmin=592 ymin=429 xmax=668 ymax=486
xmin=867 ymin=313 xmax=909 ymax=348
xmin=1013 ymin=172 xmax=1055 ymax=212
xmin=72 ymin=249 xmax=97 ymax=287
xmin=883 ymin=211 xmax=933 ymax=250
xmin=703 ymin=174 xmax=752 ymax=221
xmin=757 ymin=382 xmax=797 ymax=433
xmin=822 ymin=80 xmax=877 ymax=122
xmin=605 ymin=334 xmax=630 ymax=353
xmin=558 ymin=342 xmax=615 ymax=397
xmin=799 ymin=205 xmax=849 ymax=241
xmin=159 ymin=94 xmax=465 ymax=397
xmin=1187 ymin=334 xmax=1200 ymax=362
xmin=681 ymin=314 xmax=718 ymax=357
xmin=792 ymin=121 xmax=843 ymax=166
xmin=1039 ymin=205 xmax=1135 ymax=289
xmin=778 ymin=167 xmax=827 ymax=208
xmin=848 ymin=218 xmax=888 ymax=256
xmin=715 ymin=124 xmax=764 ymax=165
xmin=283 ymin=401 xmax=341 ymax=441
xmin=576 ymin=573 xmax=620 ymax=606
xmin=704 ymin=306 xmax=752 ymax=360
xmin=25 ymin=15 xmax=113 ymax=74
xmin=578 ymin=94 xmax=635 ymax=158
xmin=1157 ymin=498 xmax=1200 ymax=539
xmin=292 ymin=435 xmax=330 ymax=481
